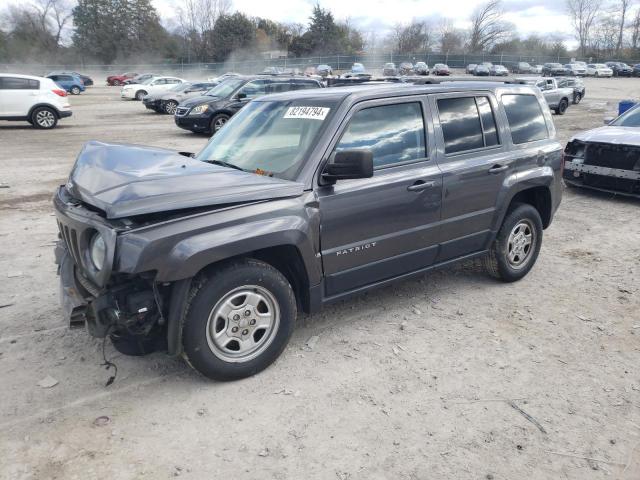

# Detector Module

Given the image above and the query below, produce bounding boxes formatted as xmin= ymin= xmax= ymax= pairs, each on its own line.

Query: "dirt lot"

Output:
xmin=1 ymin=78 xmax=639 ymax=480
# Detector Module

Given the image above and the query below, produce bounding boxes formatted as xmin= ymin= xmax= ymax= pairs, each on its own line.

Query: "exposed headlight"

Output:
xmin=90 ymin=233 xmax=106 ymax=271
xmin=189 ymin=104 xmax=209 ymax=115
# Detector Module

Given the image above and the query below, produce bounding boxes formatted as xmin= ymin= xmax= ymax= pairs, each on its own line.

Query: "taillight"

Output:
xmin=52 ymin=89 xmax=67 ymax=97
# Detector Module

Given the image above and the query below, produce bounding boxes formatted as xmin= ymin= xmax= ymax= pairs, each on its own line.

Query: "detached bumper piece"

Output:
xmin=564 ymin=142 xmax=640 ymax=197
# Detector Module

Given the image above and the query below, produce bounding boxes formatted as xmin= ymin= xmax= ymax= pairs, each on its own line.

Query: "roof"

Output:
xmin=257 ymin=81 xmax=531 ymax=104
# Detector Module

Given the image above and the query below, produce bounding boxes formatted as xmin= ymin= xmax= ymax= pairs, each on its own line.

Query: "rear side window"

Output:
xmin=336 ymin=102 xmax=426 ymax=168
xmin=502 ymin=94 xmax=548 ymax=144
xmin=0 ymin=77 xmax=39 ymax=89
xmin=437 ymin=96 xmax=500 ymax=154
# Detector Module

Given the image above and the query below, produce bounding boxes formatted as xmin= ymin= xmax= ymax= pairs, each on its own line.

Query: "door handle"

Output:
xmin=488 ymin=164 xmax=508 ymax=174
xmin=407 ymin=181 xmax=435 ymax=192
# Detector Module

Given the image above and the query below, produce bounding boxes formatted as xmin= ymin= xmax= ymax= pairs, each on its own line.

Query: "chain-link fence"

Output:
xmin=2 ymin=52 xmax=637 ymax=78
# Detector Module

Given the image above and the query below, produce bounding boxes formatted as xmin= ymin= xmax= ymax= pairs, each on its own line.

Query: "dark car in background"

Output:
xmin=490 ymin=64 xmax=509 ymax=76
xmin=46 ymin=71 xmax=93 ymax=86
xmin=633 ymin=64 xmax=640 ymax=77
xmin=143 ymin=82 xmax=217 ymax=114
xmin=399 ymin=62 xmax=414 ymax=75
xmin=174 ymin=75 xmax=323 ymax=134
xmin=107 ymin=72 xmax=137 ymax=86
xmin=556 ymin=77 xmax=586 ymax=104
xmin=383 ymin=63 xmax=397 ymax=76
xmin=123 ymin=73 xmax=159 ymax=85
xmin=466 ymin=64 xmax=477 ymax=74
xmin=46 ymin=73 xmax=85 ymax=95
xmin=512 ymin=62 xmax=533 ymax=74
xmin=474 ymin=64 xmax=490 ymax=76
xmin=605 ymin=62 xmax=633 ymax=77
xmin=542 ymin=63 xmax=568 ymax=76
xmin=433 ymin=64 xmax=450 ymax=76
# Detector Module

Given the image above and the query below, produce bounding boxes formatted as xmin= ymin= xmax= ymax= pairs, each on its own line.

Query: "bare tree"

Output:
xmin=566 ymin=0 xmax=602 ymax=56
xmin=467 ymin=0 xmax=511 ymax=52
xmin=33 ymin=0 xmax=73 ymax=47
xmin=390 ymin=20 xmax=434 ymax=54
xmin=631 ymin=8 xmax=640 ymax=50
xmin=439 ymin=19 xmax=463 ymax=53
xmin=615 ymin=0 xmax=630 ymax=53
xmin=178 ymin=0 xmax=231 ymax=61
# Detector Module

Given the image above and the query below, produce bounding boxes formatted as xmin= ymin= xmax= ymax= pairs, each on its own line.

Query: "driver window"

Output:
xmin=335 ymin=102 xmax=426 ymax=168
xmin=238 ymin=80 xmax=267 ymax=99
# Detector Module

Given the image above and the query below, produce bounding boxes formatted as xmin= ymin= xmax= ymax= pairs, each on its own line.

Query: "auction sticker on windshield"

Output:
xmin=284 ymin=106 xmax=330 ymax=120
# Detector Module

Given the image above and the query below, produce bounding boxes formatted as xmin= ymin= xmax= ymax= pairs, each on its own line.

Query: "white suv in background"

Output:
xmin=120 ymin=76 xmax=186 ymax=100
xmin=0 ymin=74 xmax=72 ymax=129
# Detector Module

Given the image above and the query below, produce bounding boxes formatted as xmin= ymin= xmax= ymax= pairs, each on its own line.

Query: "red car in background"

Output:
xmin=106 ymin=72 xmax=138 ymax=86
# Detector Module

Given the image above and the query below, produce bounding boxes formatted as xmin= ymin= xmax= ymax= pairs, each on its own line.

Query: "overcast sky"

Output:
xmin=154 ymin=0 xmax=573 ymax=42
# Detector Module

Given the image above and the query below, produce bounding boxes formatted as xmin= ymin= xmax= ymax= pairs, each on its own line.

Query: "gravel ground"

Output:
xmin=0 ymin=77 xmax=639 ymax=480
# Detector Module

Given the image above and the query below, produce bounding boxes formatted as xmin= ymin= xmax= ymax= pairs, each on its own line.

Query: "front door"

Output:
xmin=318 ymin=98 xmax=442 ymax=297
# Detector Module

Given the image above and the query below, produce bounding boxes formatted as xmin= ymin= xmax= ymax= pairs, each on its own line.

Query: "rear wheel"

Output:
xmin=135 ymin=90 xmax=147 ymax=101
xmin=209 ymin=113 xmax=229 ymax=134
xmin=164 ymin=100 xmax=178 ymax=115
xmin=70 ymin=86 xmax=81 ymax=95
xmin=113 ymin=80 xmax=121 ymax=86
xmin=555 ymin=98 xmax=568 ymax=115
xmin=484 ymin=203 xmax=543 ymax=282
xmin=182 ymin=259 xmax=296 ymax=381
xmin=573 ymin=92 xmax=582 ymax=104
xmin=31 ymin=107 xmax=58 ymax=129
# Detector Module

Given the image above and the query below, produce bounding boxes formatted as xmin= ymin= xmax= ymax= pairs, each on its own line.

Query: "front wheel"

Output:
xmin=135 ymin=90 xmax=147 ymax=101
xmin=164 ymin=100 xmax=178 ymax=115
xmin=573 ymin=92 xmax=582 ymax=104
xmin=209 ymin=113 xmax=229 ymax=134
xmin=112 ymin=80 xmax=121 ymax=86
xmin=182 ymin=259 xmax=297 ymax=381
xmin=484 ymin=203 xmax=543 ymax=282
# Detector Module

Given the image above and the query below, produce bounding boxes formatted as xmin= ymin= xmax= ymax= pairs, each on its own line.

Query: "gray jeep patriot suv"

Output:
xmin=54 ymin=83 xmax=563 ymax=380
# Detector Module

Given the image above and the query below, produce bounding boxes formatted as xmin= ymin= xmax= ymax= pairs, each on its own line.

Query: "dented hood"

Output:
xmin=571 ymin=126 xmax=640 ymax=147
xmin=66 ymin=141 xmax=304 ymax=219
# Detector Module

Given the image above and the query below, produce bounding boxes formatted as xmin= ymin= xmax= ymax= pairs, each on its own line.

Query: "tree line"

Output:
xmin=1 ymin=0 xmax=640 ymax=65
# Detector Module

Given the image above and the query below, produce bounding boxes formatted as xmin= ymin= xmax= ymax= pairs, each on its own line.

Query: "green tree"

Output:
xmin=209 ymin=12 xmax=256 ymax=61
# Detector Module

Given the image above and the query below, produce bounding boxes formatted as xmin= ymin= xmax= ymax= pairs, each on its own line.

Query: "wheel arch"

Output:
xmin=27 ymin=103 xmax=62 ymax=119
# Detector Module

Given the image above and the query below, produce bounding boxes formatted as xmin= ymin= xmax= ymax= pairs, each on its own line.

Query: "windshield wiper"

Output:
xmin=203 ymin=159 xmax=246 ymax=172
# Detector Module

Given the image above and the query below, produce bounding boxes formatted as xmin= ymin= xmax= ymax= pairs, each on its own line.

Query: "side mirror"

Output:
xmin=236 ymin=92 xmax=247 ymax=100
xmin=322 ymin=150 xmax=373 ymax=182
xmin=603 ymin=117 xmax=614 ymax=125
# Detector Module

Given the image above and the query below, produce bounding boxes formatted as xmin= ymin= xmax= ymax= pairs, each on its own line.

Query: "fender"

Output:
xmin=27 ymin=103 xmax=62 ymax=119
xmin=157 ymin=217 xmax=319 ymax=282
xmin=489 ymin=165 xmax=555 ymax=237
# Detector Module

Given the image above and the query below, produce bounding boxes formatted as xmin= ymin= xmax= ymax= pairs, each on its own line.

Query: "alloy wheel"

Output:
xmin=35 ymin=110 xmax=56 ymax=128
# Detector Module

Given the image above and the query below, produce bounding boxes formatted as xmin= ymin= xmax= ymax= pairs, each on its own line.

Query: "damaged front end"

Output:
xmin=563 ymin=140 xmax=640 ymax=197
xmin=54 ymin=185 xmax=168 ymax=354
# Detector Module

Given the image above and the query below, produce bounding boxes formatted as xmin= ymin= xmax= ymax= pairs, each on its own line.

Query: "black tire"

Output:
xmin=113 ymin=80 xmax=121 ymax=86
xmin=209 ymin=113 xmax=230 ymax=134
xmin=31 ymin=106 xmax=58 ymax=129
xmin=484 ymin=203 xmax=543 ymax=282
xmin=182 ymin=259 xmax=297 ymax=381
xmin=135 ymin=90 xmax=147 ymax=101
xmin=555 ymin=99 xmax=568 ymax=115
xmin=573 ymin=92 xmax=582 ymax=105
xmin=70 ymin=86 xmax=81 ymax=95
xmin=164 ymin=100 xmax=178 ymax=115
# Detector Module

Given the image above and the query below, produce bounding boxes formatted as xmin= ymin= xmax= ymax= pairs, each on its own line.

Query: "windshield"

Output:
xmin=196 ymin=100 xmax=336 ymax=180
xmin=205 ymin=78 xmax=245 ymax=98
xmin=171 ymin=82 xmax=191 ymax=92
xmin=610 ymin=105 xmax=640 ymax=127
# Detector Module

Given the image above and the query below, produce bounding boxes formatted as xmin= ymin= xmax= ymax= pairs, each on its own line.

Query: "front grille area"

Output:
xmin=585 ymin=143 xmax=640 ymax=171
xmin=175 ymin=106 xmax=189 ymax=116
xmin=58 ymin=221 xmax=83 ymax=267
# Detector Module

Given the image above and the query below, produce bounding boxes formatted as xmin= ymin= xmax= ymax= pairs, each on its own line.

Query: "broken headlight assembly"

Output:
xmin=90 ymin=232 xmax=106 ymax=271
xmin=564 ymin=140 xmax=585 ymax=163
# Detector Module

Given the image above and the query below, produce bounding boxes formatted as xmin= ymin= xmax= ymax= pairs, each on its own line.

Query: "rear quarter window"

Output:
xmin=0 ymin=77 xmax=40 ymax=89
xmin=502 ymin=94 xmax=548 ymax=144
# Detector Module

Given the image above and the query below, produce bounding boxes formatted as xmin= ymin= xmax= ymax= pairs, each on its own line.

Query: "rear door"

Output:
xmin=430 ymin=92 xmax=513 ymax=261
xmin=318 ymin=97 xmax=442 ymax=296
xmin=0 ymin=77 xmax=40 ymax=116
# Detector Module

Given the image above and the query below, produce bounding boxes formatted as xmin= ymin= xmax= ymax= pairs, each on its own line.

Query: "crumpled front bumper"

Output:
xmin=55 ymin=240 xmax=89 ymax=328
